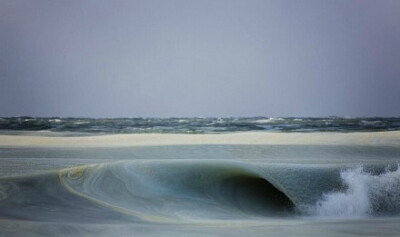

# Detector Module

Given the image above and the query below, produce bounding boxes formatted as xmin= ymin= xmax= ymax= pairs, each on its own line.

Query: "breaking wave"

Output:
xmin=308 ymin=165 xmax=400 ymax=217
xmin=58 ymin=161 xmax=295 ymax=221
xmin=0 ymin=161 xmax=400 ymax=223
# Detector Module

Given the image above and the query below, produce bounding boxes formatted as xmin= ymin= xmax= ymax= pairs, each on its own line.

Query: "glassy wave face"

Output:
xmin=1 ymin=117 xmax=400 ymax=134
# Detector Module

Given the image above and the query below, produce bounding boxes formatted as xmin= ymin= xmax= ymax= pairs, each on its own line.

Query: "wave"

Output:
xmin=253 ymin=118 xmax=284 ymax=124
xmin=59 ymin=161 xmax=295 ymax=222
xmin=0 ymin=161 xmax=399 ymax=224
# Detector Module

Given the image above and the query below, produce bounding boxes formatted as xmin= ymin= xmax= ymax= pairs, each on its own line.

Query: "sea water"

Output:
xmin=0 ymin=117 xmax=400 ymax=236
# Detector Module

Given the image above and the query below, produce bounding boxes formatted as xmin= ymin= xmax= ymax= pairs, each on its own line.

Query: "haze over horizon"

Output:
xmin=1 ymin=0 xmax=400 ymax=117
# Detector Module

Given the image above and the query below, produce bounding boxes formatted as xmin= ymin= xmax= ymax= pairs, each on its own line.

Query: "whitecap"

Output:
xmin=253 ymin=118 xmax=284 ymax=124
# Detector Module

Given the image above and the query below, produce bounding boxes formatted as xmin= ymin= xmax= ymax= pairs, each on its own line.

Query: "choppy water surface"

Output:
xmin=1 ymin=117 xmax=400 ymax=134
xmin=0 ymin=117 xmax=400 ymax=236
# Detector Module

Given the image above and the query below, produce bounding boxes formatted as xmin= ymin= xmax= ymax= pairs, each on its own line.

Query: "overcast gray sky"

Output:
xmin=1 ymin=0 xmax=399 ymax=117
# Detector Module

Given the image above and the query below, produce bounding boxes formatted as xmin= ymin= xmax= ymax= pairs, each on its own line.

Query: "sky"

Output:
xmin=1 ymin=0 xmax=399 ymax=117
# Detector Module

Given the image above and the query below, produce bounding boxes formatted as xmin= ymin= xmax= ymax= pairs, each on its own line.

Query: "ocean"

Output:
xmin=0 ymin=117 xmax=399 ymax=236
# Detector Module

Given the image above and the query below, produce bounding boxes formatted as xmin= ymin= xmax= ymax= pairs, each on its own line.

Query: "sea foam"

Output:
xmin=310 ymin=165 xmax=400 ymax=217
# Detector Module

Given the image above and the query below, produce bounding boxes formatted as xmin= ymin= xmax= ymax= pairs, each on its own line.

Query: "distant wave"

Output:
xmin=252 ymin=118 xmax=284 ymax=124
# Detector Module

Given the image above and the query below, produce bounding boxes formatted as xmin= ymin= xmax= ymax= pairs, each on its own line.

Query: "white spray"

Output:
xmin=310 ymin=165 xmax=400 ymax=217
